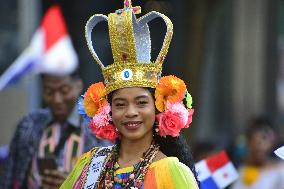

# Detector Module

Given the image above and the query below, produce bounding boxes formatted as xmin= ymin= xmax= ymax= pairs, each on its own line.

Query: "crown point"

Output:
xmin=124 ymin=0 xmax=131 ymax=8
xmin=132 ymin=7 xmax=141 ymax=14
xmin=160 ymin=55 xmax=165 ymax=63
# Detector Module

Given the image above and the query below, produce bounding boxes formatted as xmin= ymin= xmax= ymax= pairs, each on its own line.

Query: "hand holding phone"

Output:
xmin=41 ymin=169 xmax=68 ymax=189
xmin=37 ymin=157 xmax=57 ymax=175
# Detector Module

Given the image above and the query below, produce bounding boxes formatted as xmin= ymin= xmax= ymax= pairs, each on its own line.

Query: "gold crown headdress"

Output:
xmin=85 ymin=0 xmax=173 ymax=94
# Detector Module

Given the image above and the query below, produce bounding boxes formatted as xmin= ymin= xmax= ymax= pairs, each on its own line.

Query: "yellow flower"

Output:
xmin=155 ymin=75 xmax=186 ymax=112
xmin=84 ymin=82 xmax=107 ymax=117
xmin=242 ymin=166 xmax=260 ymax=185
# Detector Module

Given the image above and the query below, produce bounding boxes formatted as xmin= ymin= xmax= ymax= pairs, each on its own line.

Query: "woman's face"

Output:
xmin=111 ymin=87 xmax=156 ymax=141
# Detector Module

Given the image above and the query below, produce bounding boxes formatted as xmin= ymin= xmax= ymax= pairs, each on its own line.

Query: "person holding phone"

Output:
xmin=0 ymin=70 xmax=110 ymax=189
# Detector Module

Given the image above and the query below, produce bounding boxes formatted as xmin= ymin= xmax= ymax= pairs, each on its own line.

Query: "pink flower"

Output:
xmin=156 ymin=102 xmax=193 ymax=137
xmin=96 ymin=124 xmax=119 ymax=143
xmin=156 ymin=111 xmax=184 ymax=137
xmin=166 ymin=102 xmax=189 ymax=126
xmin=185 ymin=109 xmax=194 ymax=128
xmin=92 ymin=103 xmax=111 ymax=128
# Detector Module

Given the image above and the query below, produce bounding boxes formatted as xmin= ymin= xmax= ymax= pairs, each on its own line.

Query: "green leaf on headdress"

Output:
xmin=185 ymin=91 xmax=192 ymax=109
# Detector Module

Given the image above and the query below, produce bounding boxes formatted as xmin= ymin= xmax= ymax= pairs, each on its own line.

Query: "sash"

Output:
xmin=83 ymin=146 xmax=114 ymax=189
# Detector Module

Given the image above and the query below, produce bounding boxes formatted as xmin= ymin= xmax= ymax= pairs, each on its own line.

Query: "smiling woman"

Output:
xmin=60 ymin=0 xmax=199 ymax=188
xmin=111 ymin=88 xmax=156 ymax=142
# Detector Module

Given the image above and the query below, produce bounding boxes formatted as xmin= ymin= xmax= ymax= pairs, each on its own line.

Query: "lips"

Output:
xmin=123 ymin=121 xmax=142 ymax=130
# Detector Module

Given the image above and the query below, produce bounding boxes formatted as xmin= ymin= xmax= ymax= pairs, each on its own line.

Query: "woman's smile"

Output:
xmin=122 ymin=121 xmax=143 ymax=130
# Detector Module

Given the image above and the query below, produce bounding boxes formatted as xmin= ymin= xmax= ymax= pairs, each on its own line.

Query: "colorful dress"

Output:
xmin=60 ymin=147 xmax=199 ymax=189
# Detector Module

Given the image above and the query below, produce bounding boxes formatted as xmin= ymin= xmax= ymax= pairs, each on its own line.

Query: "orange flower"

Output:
xmin=84 ymin=82 xmax=107 ymax=117
xmin=155 ymin=75 xmax=186 ymax=112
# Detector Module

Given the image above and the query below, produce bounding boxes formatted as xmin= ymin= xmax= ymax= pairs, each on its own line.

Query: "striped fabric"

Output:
xmin=28 ymin=122 xmax=83 ymax=188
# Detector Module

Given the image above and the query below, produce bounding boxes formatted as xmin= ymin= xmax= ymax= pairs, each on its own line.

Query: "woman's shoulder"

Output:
xmin=150 ymin=157 xmax=195 ymax=176
xmin=147 ymin=157 xmax=199 ymax=189
xmin=150 ymin=156 xmax=188 ymax=170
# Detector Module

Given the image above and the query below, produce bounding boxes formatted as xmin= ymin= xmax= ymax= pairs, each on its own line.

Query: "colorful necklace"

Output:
xmin=101 ymin=142 xmax=159 ymax=189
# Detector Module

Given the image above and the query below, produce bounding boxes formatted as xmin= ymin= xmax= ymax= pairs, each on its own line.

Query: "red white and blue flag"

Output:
xmin=275 ymin=146 xmax=284 ymax=160
xmin=0 ymin=5 xmax=78 ymax=90
xmin=195 ymin=150 xmax=238 ymax=189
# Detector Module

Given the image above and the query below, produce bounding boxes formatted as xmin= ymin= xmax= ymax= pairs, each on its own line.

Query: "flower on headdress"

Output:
xmin=87 ymin=102 xmax=119 ymax=143
xmin=155 ymin=76 xmax=186 ymax=112
xmin=92 ymin=102 xmax=112 ymax=127
xmin=185 ymin=91 xmax=193 ymax=109
xmin=185 ymin=109 xmax=194 ymax=128
xmin=90 ymin=121 xmax=119 ymax=143
xmin=84 ymin=82 xmax=107 ymax=117
xmin=78 ymin=95 xmax=91 ymax=124
xmin=156 ymin=102 xmax=191 ymax=137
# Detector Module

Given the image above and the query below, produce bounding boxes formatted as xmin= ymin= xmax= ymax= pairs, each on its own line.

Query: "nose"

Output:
xmin=53 ymin=92 xmax=63 ymax=104
xmin=125 ymin=104 xmax=138 ymax=118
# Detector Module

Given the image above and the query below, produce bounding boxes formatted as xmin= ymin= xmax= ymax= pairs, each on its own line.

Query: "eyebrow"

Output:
xmin=112 ymin=95 xmax=149 ymax=102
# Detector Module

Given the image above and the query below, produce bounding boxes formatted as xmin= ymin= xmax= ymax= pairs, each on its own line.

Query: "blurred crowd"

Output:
xmin=193 ymin=116 xmax=284 ymax=189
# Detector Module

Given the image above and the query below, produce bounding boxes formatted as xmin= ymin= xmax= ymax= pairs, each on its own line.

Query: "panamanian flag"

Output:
xmin=195 ymin=150 xmax=239 ymax=189
xmin=275 ymin=146 xmax=284 ymax=160
xmin=0 ymin=4 xmax=78 ymax=91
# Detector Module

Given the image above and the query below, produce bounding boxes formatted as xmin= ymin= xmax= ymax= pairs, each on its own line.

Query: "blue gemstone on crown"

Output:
xmin=121 ymin=69 xmax=133 ymax=80
xmin=124 ymin=71 xmax=129 ymax=78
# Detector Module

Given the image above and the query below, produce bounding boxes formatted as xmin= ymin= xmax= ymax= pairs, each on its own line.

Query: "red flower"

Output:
xmin=89 ymin=121 xmax=119 ymax=143
xmin=97 ymin=124 xmax=119 ymax=143
xmin=185 ymin=109 xmax=194 ymax=128
xmin=156 ymin=111 xmax=185 ymax=137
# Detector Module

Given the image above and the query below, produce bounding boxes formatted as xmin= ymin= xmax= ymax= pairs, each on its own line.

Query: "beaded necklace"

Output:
xmin=101 ymin=142 xmax=159 ymax=189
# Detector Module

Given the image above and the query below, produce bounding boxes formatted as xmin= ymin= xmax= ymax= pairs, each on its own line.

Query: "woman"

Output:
xmin=60 ymin=0 xmax=199 ymax=188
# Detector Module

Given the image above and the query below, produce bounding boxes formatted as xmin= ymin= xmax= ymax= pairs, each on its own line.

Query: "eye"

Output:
xmin=44 ymin=88 xmax=53 ymax=96
xmin=60 ymin=86 xmax=71 ymax=95
xmin=114 ymin=102 xmax=125 ymax=107
xmin=137 ymin=100 xmax=148 ymax=106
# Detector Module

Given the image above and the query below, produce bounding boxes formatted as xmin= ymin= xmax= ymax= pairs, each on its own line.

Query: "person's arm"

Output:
xmin=0 ymin=115 xmax=34 ymax=189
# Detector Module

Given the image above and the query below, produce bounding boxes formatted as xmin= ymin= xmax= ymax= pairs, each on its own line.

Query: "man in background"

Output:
xmin=0 ymin=71 xmax=110 ymax=189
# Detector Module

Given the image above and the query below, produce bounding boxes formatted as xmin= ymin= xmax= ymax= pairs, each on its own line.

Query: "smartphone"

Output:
xmin=37 ymin=157 xmax=57 ymax=175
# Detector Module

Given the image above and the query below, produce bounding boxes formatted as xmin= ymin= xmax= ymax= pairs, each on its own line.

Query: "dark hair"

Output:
xmin=153 ymin=132 xmax=199 ymax=185
xmin=246 ymin=116 xmax=274 ymax=139
xmin=108 ymin=87 xmax=200 ymax=185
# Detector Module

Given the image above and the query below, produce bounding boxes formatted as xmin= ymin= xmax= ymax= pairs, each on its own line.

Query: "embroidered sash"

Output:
xmin=83 ymin=146 xmax=114 ymax=189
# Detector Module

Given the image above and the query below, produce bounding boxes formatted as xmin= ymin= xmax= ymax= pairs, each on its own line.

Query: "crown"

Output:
xmin=85 ymin=0 xmax=173 ymax=94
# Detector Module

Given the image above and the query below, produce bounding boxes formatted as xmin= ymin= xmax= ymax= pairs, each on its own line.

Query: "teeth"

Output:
xmin=125 ymin=123 xmax=140 ymax=127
